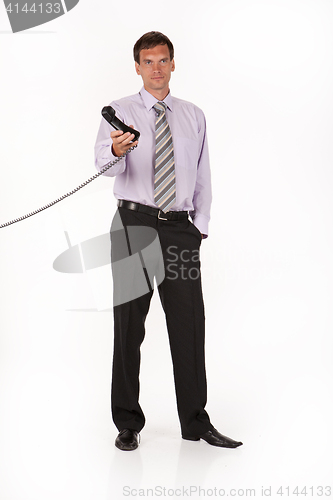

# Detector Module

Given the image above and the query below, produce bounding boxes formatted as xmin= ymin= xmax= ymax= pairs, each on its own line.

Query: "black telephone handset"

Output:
xmin=102 ymin=106 xmax=140 ymax=142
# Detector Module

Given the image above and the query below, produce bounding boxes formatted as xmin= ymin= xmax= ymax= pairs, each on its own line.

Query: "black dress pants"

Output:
xmin=110 ymin=206 xmax=213 ymax=438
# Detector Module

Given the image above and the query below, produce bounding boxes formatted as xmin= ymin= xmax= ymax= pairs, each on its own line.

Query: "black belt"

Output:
xmin=117 ymin=199 xmax=188 ymax=221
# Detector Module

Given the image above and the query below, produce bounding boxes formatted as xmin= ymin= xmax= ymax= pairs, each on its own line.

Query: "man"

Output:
xmin=94 ymin=31 xmax=243 ymax=451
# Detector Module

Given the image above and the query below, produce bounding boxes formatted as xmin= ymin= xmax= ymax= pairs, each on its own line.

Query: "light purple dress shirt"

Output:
xmin=94 ymin=86 xmax=212 ymax=237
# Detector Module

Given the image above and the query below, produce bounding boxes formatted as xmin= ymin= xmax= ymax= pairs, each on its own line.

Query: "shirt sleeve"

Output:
xmin=94 ymin=102 xmax=127 ymax=177
xmin=191 ymin=109 xmax=212 ymax=238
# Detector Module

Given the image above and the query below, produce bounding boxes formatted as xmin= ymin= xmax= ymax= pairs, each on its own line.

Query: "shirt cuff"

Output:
xmin=192 ymin=213 xmax=209 ymax=239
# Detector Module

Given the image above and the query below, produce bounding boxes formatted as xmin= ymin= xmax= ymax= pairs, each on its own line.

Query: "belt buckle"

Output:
xmin=158 ymin=210 xmax=168 ymax=220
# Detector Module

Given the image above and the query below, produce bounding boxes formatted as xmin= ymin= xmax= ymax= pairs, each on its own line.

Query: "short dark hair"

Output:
xmin=133 ymin=31 xmax=174 ymax=64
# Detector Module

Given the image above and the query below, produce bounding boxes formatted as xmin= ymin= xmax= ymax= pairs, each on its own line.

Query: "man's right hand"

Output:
xmin=111 ymin=126 xmax=138 ymax=157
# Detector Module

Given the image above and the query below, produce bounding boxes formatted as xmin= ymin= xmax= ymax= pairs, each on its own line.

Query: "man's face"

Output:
xmin=135 ymin=44 xmax=175 ymax=97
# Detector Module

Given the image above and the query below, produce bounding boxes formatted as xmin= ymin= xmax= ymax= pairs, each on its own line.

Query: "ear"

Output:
xmin=135 ymin=62 xmax=141 ymax=75
xmin=171 ymin=59 xmax=175 ymax=72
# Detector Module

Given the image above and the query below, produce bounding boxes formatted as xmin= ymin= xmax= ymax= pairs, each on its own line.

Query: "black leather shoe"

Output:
xmin=183 ymin=427 xmax=243 ymax=448
xmin=115 ymin=429 xmax=140 ymax=451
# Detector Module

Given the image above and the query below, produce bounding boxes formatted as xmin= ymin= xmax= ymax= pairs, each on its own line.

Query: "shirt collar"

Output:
xmin=139 ymin=86 xmax=173 ymax=112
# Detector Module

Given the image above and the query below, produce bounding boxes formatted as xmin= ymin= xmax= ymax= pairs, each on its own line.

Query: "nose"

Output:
xmin=152 ymin=62 xmax=162 ymax=72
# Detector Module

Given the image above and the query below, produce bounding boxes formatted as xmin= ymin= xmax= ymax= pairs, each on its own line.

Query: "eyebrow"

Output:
xmin=142 ymin=57 xmax=169 ymax=62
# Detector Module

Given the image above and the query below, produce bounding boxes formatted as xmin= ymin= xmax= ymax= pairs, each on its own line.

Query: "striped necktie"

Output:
xmin=153 ymin=101 xmax=176 ymax=212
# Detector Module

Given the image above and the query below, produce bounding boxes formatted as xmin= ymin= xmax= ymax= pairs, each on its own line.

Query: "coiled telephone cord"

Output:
xmin=0 ymin=145 xmax=137 ymax=229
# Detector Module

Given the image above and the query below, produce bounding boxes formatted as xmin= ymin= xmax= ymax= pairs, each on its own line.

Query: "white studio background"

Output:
xmin=1 ymin=1 xmax=333 ymax=499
